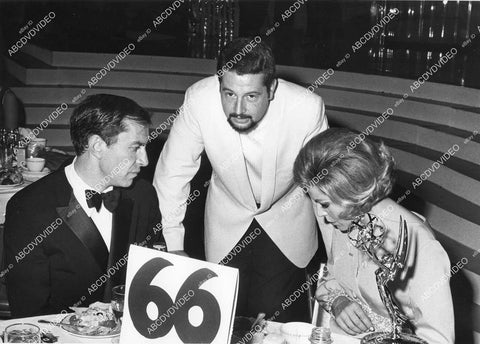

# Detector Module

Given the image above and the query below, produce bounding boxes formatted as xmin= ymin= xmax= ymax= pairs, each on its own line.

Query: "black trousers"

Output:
xmin=223 ymin=219 xmax=310 ymax=323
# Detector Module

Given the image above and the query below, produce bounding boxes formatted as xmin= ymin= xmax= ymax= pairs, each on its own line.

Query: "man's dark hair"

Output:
xmin=217 ymin=37 xmax=276 ymax=88
xmin=70 ymin=94 xmax=151 ymax=155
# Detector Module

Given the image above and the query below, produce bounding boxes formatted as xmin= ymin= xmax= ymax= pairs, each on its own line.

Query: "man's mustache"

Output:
xmin=229 ymin=113 xmax=252 ymax=120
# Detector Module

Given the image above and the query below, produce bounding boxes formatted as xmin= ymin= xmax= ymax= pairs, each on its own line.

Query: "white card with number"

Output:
xmin=120 ymin=245 xmax=239 ymax=344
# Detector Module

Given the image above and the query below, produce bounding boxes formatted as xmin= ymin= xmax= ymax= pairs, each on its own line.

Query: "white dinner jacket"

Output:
xmin=154 ymin=76 xmax=328 ymax=267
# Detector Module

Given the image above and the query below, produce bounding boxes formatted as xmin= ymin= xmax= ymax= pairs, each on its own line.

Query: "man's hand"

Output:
xmin=169 ymin=250 xmax=190 ymax=257
xmin=331 ymin=296 xmax=374 ymax=335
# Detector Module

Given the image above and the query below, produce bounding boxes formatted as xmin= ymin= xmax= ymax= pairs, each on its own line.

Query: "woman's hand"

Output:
xmin=331 ymin=296 xmax=374 ymax=335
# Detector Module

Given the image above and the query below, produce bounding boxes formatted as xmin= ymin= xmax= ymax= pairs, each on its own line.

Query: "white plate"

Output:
xmin=0 ymin=181 xmax=24 ymax=190
xmin=59 ymin=314 xmax=120 ymax=338
xmin=21 ymin=167 xmax=50 ymax=175
xmin=22 ymin=168 xmax=50 ymax=181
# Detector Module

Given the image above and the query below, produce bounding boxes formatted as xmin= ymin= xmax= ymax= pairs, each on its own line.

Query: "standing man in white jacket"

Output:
xmin=154 ymin=37 xmax=328 ymax=322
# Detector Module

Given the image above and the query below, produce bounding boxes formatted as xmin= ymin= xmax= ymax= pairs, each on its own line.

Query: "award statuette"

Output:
xmin=347 ymin=214 xmax=427 ymax=344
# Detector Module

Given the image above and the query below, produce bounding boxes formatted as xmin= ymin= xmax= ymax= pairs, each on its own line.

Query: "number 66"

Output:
xmin=128 ymin=257 xmax=221 ymax=342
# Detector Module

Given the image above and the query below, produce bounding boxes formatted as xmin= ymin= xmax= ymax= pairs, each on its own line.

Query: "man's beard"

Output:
xmin=227 ymin=113 xmax=258 ymax=133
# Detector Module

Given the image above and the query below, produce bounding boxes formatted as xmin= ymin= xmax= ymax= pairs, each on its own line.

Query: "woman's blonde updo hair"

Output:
xmin=293 ymin=128 xmax=395 ymax=219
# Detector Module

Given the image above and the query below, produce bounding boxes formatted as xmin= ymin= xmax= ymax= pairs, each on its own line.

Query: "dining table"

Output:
xmin=264 ymin=321 xmax=361 ymax=344
xmin=0 ymin=313 xmax=119 ymax=343
xmin=0 ymin=314 xmax=361 ymax=344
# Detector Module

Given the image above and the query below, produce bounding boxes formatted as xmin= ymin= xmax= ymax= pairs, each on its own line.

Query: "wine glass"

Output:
xmin=111 ymin=285 xmax=125 ymax=324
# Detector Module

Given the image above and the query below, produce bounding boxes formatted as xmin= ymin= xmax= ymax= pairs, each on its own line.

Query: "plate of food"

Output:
xmin=0 ymin=181 xmax=23 ymax=190
xmin=0 ymin=168 xmax=24 ymax=189
xmin=60 ymin=302 xmax=121 ymax=338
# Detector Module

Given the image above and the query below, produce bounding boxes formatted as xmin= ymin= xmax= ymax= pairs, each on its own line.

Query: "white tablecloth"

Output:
xmin=0 ymin=315 xmax=360 ymax=343
xmin=265 ymin=321 xmax=360 ymax=344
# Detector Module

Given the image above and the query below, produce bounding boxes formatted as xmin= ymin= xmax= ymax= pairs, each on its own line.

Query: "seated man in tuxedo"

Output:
xmin=5 ymin=94 xmax=162 ymax=317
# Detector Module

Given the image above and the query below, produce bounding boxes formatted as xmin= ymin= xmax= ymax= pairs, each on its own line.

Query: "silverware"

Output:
xmin=37 ymin=319 xmax=87 ymax=329
xmin=250 ymin=312 xmax=266 ymax=332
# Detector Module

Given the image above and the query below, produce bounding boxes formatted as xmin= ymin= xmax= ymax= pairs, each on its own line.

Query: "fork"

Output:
xmin=37 ymin=319 xmax=87 ymax=329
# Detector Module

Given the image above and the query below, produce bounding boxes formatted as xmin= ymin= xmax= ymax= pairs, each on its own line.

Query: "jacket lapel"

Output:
xmin=222 ymin=108 xmax=281 ymax=211
xmin=259 ymin=100 xmax=282 ymax=209
xmin=108 ymin=193 xmax=133 ymax=279
xmin=103 ymin=191 xmax=134 ymax=300
xmin=230 ymin=134 xmax=257 ymax=210
xmin=56 ymin=193 xmax=109 ymax=273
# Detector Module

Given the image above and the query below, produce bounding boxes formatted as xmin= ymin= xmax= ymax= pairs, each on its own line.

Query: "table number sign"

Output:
xmin=120 ymin=245 xmax=239 ymax=344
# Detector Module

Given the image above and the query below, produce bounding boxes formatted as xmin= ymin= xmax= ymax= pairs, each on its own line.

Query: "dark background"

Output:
xmin=1 ymin=0 xmax=479 ymax=89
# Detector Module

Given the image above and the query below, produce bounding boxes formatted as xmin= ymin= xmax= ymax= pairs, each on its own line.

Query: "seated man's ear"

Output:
xmin=268 ymin=79 xmax=278 ymax=101
xmin=87 ymin=135 xmax=107 ymax=159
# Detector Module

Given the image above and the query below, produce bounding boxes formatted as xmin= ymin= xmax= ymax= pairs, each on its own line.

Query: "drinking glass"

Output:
xmin=5 ymin=323 xmax=41 ymax=343
xmin=111 ymin=285 xmax=125 ymax=323
xmin=25 ymin=138 xmax=46 ymax=159
xmin=0 ymin=129 xmax=18 ymax=170
xmin=153 ymin=242 xmax=167 ymax=252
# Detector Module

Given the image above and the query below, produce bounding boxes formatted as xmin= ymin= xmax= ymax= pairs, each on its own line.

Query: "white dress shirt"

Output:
xmin=238 ymin=110 xmax=272 ymax=204
xmin=64 ymin=159 xmax=113 ymax=250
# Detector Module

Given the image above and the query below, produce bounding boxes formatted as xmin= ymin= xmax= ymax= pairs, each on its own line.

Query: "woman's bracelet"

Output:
xmin=323 ymin=290 xmax=350 ymax=317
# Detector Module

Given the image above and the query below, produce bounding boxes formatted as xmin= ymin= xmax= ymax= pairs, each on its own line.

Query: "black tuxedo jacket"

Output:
xmin=4 ymin=169 xmax=162 ymax=318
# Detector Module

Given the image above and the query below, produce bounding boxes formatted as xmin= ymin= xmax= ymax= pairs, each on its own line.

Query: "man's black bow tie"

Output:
xmin=85 ymin=189 xmax=120 ymax=212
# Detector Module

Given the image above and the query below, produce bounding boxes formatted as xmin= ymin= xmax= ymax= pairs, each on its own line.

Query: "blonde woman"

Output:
xmin=293 ymin=128 xmax=454 ymax=344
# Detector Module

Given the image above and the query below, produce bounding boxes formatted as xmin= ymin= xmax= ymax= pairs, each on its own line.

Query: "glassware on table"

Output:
xmin=0 ymin=129 xmax=19 ymax=170
xmin=153 ymin=242 xmax=167 ymax=252
xmin=111 ymin=284 xmax=125 ymax=323
xmin=309 ymin=327 xmax=332 ymax=344
xmin=4 ymin=323 xmax=41 ymax=343
xmin=25 ymin=138 xmax=46 ymax=159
